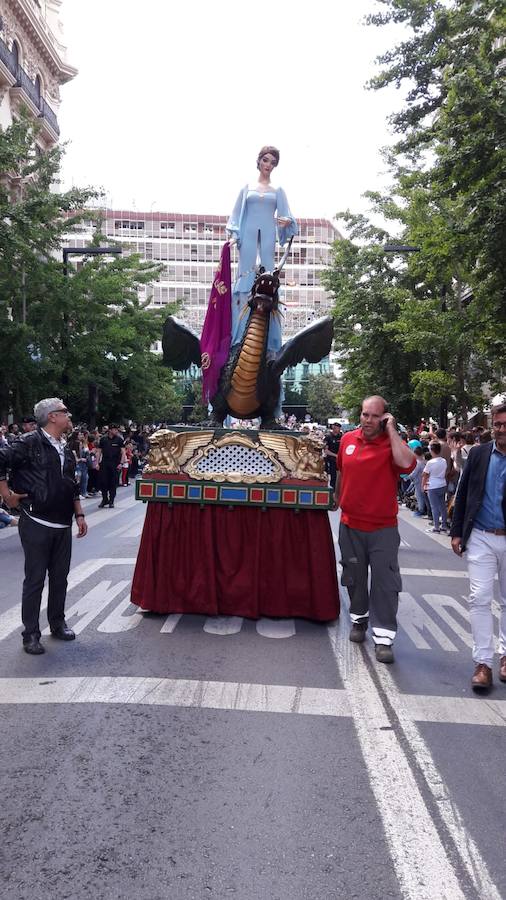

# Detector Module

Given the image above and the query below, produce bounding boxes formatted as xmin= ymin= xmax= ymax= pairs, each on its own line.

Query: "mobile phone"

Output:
xmin=380 ymin=404 xmax=389 ymax=431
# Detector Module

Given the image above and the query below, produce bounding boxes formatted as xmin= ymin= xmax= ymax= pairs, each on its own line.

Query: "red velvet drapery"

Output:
xmin=131 ymin=503 xmax=339 ymax=621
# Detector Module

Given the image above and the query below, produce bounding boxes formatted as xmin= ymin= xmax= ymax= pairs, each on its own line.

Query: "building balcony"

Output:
xmin=0 ymin=36 xmax=60 ymax=138
xmin=0 ymin=35 xmax=17 ymax=86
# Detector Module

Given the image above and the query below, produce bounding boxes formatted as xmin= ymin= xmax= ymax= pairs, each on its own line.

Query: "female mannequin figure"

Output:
xmin=227 ymin=146 xmax=297 ymax=353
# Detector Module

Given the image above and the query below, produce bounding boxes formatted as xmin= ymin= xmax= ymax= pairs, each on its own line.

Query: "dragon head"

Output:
xmin=248 ymin=269 xmax=281 ymax=314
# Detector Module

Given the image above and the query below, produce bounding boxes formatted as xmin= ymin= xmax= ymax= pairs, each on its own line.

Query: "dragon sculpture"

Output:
xmin=161 ymin=239 xmax=334 ymax=428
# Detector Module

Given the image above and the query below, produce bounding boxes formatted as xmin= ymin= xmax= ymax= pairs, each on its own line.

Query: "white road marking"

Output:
xmin=160 ymin=613 xmax=182 ymax=633
xmin=0 ymin=558 xmax=112 ymax=643
xmin=398 ymin=592 xmax=459 ymax=652
xmin=423 ymin=594 xmax=473 ymax=649
xmin=365 ymin=640 xmax=503 ymax=900
xmin=0 ymin=676 xmax=351 ymax=718
xmin=203 ymin=616 xmax=243 ymax=636
xmin=402 ymin=694 xmax=506 ymax=727
xmin=401 ymin=568 xmax=468 ymax=578
xmin=97 ymin=595 xmax=144 ymax=633
xmin=41 ymin=579 xmax=130 ymax=636
xmin=256 ymin=618 xmax=296 ymax=639
xmin=0 ymin=674 xmax=504 ymax=726
xmin=328 ymin=621 xmax=467 ymax=900
xmin=337 ymin=562 xmax=469 ymax=579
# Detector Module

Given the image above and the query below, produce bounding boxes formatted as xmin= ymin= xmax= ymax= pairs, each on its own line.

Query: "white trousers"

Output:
xmin=466 ymin=529 xmax=506 ymax=666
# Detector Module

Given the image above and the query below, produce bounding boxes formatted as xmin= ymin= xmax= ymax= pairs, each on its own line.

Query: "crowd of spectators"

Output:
xmin=0 ymin=412 xmax=496 ymax=519
xmin=396 ymin=422 xmax=494 ymax=533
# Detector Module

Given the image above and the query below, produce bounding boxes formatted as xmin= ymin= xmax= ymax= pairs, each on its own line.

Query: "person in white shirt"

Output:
xmin=422 ymin=441 xmax=448 ymax=533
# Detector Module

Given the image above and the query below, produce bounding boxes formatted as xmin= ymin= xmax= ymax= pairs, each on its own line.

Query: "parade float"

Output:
xmin=131 ymin=217 xmax=340 ymax=621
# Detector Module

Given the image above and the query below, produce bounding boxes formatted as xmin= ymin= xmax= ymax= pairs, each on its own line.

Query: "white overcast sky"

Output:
xmin=58 ymin=0 xmax=406 ymax=225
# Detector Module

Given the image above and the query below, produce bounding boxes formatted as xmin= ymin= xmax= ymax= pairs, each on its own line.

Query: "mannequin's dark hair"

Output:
xmin=257 ymin=145 xmax=280 ymax=170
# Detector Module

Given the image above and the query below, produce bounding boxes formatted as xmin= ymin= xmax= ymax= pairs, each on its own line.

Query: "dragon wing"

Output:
xmin=258 ymin=433 xmax=300 ymax=474
xmin=174 ymin=431 xmax=214 ymax=466
xmin=162 ymin=316 xmax=202 ymax=371
xmin=271 ymin=316 xmax=334 ymax=376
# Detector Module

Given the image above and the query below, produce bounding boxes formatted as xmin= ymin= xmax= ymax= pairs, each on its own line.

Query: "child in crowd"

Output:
xmin=408 ymin=446 xmax=428 ymax=517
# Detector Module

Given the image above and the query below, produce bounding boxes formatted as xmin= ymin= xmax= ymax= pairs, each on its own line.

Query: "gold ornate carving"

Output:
xmin=184 ymin=432 xmax=284 ymax=484
xmin=144 ymin=429 xmax=213 ymax=474
xmin=144 ymin=428 xmax=326 ymax=483
xmin=259 ymin=433 xmax=327 ymax=481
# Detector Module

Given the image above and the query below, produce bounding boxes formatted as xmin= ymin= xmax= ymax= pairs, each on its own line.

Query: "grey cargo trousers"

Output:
xmin=339 ymin=522 xmax=402 ymax=646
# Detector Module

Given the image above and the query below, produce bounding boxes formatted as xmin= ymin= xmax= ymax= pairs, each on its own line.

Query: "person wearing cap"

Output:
xmin=20 ymin=416 xmax=37 ymax=433
xmin=0 ymin=397 xmax=87 ymax=655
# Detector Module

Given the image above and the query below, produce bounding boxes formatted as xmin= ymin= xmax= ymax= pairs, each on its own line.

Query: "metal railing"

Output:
xmin=0 ymin=36 xmax=16 ymax=76
xmin=39 ymin=97 xmax=59 ymax=135
xmin=0 ymin=36 xmax=60 ymax=136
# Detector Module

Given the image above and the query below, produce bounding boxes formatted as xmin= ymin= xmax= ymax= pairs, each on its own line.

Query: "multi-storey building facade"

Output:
xmin=68 ymin=209 xmax=340 ymax=341
xmin=0 ymin=0 xmax=76 ymax=149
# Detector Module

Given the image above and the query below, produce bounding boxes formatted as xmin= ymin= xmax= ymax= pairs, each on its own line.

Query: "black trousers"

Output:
xmin=18 ymin=513 xmax=72 ymax=638
xmin=100 ymin=464 xmax=118 ymax=503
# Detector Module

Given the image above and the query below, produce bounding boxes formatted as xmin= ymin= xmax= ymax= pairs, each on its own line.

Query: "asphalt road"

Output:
xmin=0 ymin=485 xmax=505 ymax=900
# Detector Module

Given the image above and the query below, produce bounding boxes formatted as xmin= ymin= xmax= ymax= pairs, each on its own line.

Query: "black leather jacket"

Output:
xmin=0 ymin=428 xmax=79 ymax=525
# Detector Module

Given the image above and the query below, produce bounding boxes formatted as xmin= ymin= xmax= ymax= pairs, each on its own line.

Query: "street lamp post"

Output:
xmin=62 ymin=246 xmax=122 ymax=427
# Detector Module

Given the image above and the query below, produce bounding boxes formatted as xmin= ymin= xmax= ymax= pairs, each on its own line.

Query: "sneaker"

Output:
xmin=375 ymin=644 xmax=394 ymax=664
xmin=349 ymin=622 xmax=367 ymax=643
xmin=425 ymin=527 xmax=440 ymax=533
xmin=109 ymin=502 xmax=114 ymax=508
xmin=412 ymin=511 xmax=423 ymax=517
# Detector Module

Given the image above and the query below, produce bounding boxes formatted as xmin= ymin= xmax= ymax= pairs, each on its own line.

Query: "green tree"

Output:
xmin=320 ymin=212 xmax=427 ymax=423
xmin=185 ymin=379 xmax=208 ymax=424
xmin=0 ymin=116 xmax=182 ymax=425
xmin=306 ymin=372 xmax=342 ymax=424
xmin=367 ymin=0 xmax=506 ymax=383
xmin=0 ymin=115 xmax=97 ymax=418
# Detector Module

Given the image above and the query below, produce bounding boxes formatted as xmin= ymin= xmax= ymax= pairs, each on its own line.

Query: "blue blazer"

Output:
xmin=450 ymin=442 xmax=506 ymax=548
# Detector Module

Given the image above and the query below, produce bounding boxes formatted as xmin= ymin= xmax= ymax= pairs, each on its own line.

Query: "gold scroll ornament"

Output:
xmin=144 ymin=429 xmax=327 ymax=482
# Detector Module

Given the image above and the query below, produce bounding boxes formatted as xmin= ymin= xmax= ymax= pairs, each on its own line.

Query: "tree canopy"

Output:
xmin=0 ymin=115 xmax=181 ymax=424
xmin=324 ymin=0 xmax=505 ymax=423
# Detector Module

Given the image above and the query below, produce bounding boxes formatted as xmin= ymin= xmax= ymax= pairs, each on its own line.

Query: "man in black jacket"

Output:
xmin=98 ymin=424 xmax=124 ymax=509
xmin=450 ymin=403 xmax=506 ymax=691
xmin=0 ymin=398 xmax=88 ymax=655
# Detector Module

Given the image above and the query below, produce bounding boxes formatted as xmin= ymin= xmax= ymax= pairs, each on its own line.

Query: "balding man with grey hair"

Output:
xmin=334 ymin=395 xmax=416 ymax=663
xmin=0 ymin=397 xmax=88 ymax=655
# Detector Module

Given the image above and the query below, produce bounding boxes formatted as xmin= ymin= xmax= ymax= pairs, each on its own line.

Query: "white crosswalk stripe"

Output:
xmin=0 ymin=552 xmax=488 ymax=649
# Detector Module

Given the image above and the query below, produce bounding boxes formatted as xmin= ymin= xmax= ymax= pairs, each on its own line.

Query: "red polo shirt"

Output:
xmin=337 ymin=428 xmax=415 ymax=531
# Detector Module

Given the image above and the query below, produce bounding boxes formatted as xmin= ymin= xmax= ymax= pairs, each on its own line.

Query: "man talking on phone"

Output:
xmin=334 ymin=395 xmax=416 ymax=663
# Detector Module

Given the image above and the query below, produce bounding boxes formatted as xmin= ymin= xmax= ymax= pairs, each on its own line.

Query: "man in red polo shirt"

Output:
xmin=335 ymin=395 xmax=416 ymax=663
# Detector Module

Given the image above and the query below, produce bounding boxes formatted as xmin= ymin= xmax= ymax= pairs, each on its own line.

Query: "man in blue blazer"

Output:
xmin=450 ymin=403 xmax=506 ymax=690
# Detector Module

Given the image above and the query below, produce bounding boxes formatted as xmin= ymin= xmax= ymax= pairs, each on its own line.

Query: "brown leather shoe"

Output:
xmin=499 ymin=656 xmax=506 ymax=683
xmin=471 ymin=663 xmax=492 ymax=691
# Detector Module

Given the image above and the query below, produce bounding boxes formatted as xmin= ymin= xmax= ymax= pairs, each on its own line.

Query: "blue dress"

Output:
xmin=227 ymin=185 xmax=298 ymax=352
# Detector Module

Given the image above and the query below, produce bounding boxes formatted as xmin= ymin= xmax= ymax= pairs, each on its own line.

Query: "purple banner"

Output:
xmin=200 ymin=242 xmax=232 ymax=403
